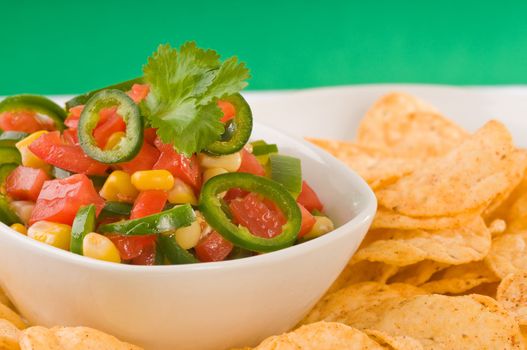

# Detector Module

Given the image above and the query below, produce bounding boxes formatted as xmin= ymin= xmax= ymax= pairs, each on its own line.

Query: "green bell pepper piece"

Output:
xmin=70 ymin=204 xmax=96 ymax=255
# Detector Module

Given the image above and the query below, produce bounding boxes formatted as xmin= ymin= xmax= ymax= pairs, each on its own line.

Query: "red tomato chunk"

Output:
xmin=108 ymin=235 xmax=157 ymax=261
xmin=153 ymin=138 xmax=201 ymax=191
xmin=119 ymin=142 xmax=160 ymax=173
xmin=29 ymin=174 xmax=105 ymax=225
xmin=5 ymin=166 xmax=50 ymax=201
xmin=0 ymin=110 xmax=50 ymax=133
xmin=195 ymin=231 xmax=233 ymax=262
xmin=29 ymin=131 xmax=109 ymax=175
xmin=131 ymin=190 xmax=168 ymax=219
xmin=297 ymin=181 xmax=324 ymax=212
xmin=229 ymin=193 xmax=286 ymax=238
xmin=298 ymin=204 xmax=316 ymax=238
xmin=127 ymin=84 xmax=150 ymax=104
xmin=218 ymin=100 xmax=236 ymax=123
xmin=238 ymin=149 xmax=265 ymax=176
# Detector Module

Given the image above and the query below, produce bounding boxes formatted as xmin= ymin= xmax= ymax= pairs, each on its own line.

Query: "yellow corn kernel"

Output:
xmin=203 ymin=167 xmax=228 ymax=183
xmin=27 ymin=221 xmax=71 ymax=250
xmin=10 ymin=223 xmax=27 ymax=234
xmin=198 ymin=152 xmax=242 ymax=172
xmin=83 ymin=232 xmax=121 ymax=263
xmin=104 ymin=131 xmax=126 ymax=150
xmin=175 ymin=220 xmax=202 ymax=249
xmin=303 ymin=216 xmax=335 ymax=240
xmin=167 ymin=178 xmax=198 ymax=205
xmin=100 ymin=170 xmax=139 ymax=203
xmin=131 ymin=170 xmax=174 ymax=191
xmin=15 ymin=130 xmax=50 ymax=170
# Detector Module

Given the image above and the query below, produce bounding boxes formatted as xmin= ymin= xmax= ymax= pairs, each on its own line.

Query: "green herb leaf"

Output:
xmin=141 ymin=42 xmax=250 ymax=155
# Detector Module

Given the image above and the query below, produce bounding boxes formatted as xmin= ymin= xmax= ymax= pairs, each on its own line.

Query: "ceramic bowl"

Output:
xmin=0 ymin=122 xmax=376 ymax=350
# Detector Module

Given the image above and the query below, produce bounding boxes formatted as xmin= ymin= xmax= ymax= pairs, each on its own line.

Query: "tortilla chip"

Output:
xmin=420 ymin=261 xmax=499 ymax=294
xmin=20 ymin=326 xmax=142 ymax=350
xmin=0 ymin=303 xmax=26 ymax=330
xmin=253 ymin=322 xmax=384 ymax=350
xmin=0 ymin=319 xmax=20 ymax=350
xmin=488 ymin=219 xmax=507 ymax=236
xmin=370 ymin=294 xmax=524 ymax=349
xmin=364 ymin=329 xmax=424 ymax=350
xmin=372 ymin=207 xmax=481 ymax=231
xmin=353 ymin=217 xmax=490 ymax=266
xmin=485 ymin=231 xmax=527 ymax=278
xmin=497 ymin=272 xmax=527 ymax=325
xmin=307 ymin=138 xmax=420 ymax=190
xmin=388 ymin=261 xmax=449 ymax=286
xmin=507 ymin=193 xmax=527 ymax=233
xmin=301 ymin=282 xmax=426 ymax=328
xmin=356 ymin=92 xmax=467 ymax=159
xmin=327 ymin=261 xmax=399 ymax=294
xmin=376 ymin=121 xmax=520 ymax=217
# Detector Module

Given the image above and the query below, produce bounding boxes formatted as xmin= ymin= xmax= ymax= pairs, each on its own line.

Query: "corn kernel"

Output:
xmin=175 ymin=220 xmax=202 ymax=249
xmin=27 ymin=221 xmax=71 ymax=250
xmin=15 ymin=130 xmax=50 ymax=170
xmin=131 ymin=170 xmax=175 ymax=191
xmin=198 ymin=152 xmax=241 ymax=172
xmin=83 ymin=232 xmax=121 ymax=263
xmin=100 ymin=170 xmax=138 ymax=203
xmin=10 ymin=223 xmax=27 ymax=235
xmin=303 ymin=216 xmax=335 ymax=240
xmin=203 ymin=167 xmax=228 ymax=183
xmin=104 ymin=131 xmax=126 ymax=150
xmin=167 ymin=178 xmax=198 ymax=205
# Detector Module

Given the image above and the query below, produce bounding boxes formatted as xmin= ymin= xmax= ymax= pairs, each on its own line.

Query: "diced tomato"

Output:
xmin=62 ymin=128 xmax=78 ymax=145
xmin=29 ymin=174 xmax=105 ymax=225
xmin=218 ymin=100 xmax=236 ymax=123
xmin=223 ymin=187 xmax=249 ymax=202
xmin=153 ymin=138 xmax=202 ymax=191
xmin=28 ymin=131 xmax=109 ymax=175
xmin=127 ymin=84 xmax=150 ymax=103
xmin=130 ymin=190 xmax=168 ymax=219
xmin=229 ymin=193 xmax=286 ymax=238
xmin=144 ymin=128 xmax=157 ymax=144
xmin=238 ymin=149 xmax=265 ymax=176
xmin=297 ymin=204 xmax=316 ymax=238
xmin=195 ymin=231 xmax=233 ymax=262
xmin=108 ymin=235 xmax=157 ymax=261
xmin=297 ymin=181 xmax=324 ymax=212
xmin=131 ymin=239 xmax=157 ymax=265
xmin=5 ymin=166 xmax=50 ymax=201
xmin=119 ymin=142 xmax=160 ymax=173
xmin=64 ymin=105 xmax=84 ymax=128
xmin=93 ymin=113 xmax=126 ymax=148
xmin=0 ymin=110 xmax=45 ymax=133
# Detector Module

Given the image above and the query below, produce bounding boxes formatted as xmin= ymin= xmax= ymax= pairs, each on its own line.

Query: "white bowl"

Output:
xmin=0 ymin=122 xmax=376 ymax=350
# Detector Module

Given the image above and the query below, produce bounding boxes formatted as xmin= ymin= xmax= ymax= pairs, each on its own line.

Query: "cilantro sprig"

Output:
xmin=140 ymin=42 xmax=250 ymax=155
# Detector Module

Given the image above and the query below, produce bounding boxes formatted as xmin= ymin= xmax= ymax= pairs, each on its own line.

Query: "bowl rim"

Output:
xmin=0 ymin=122 xmax=377 ymax=273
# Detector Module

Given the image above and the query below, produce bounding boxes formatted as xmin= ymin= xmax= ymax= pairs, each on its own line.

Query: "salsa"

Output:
xmin=0 ymin=42 xmax=335 ymax=265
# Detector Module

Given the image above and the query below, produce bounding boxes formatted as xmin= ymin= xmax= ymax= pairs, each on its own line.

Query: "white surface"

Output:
xmin=0 ymin=123 xmax=376 ymax=350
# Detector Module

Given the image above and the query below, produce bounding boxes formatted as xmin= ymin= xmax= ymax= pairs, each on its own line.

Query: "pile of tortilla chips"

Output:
xmin=5 ymin=92 xmax=527 ymax=349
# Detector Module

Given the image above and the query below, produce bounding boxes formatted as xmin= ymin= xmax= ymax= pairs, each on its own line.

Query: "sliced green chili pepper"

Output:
xmin=154 ymin=242 xmax=166 ymax=265
xmin=0 ymin=194 xmax=20 ymax=226
xmin=269 ymin=154 xmax=302 ymax=197
xmin=0 ymin=95 xmax=66 ymax=131
xmin=0 ymin=163 xmax=17 ymax=185
xmin=205 ymin=94 xmax=252 ymax=155
xmin=99 ymin=204 xmax=195 ymax=236
xmin=158 ymin=233 xmax=199 ymax=264
xmin=70 ymin=204 xmax=96 ymax=255
xmin=65 ymin=77 xmax=143 ymax=110
xmin=0 ymin=132 xmax=28 ymax=147
xmin=78 ymin=89 xmax=143 ymax=163
xmin=0 ymin=147 xmax=21 ymax=165
xmin=101 ymin=201 xmax=132 ymax=218
xmin=199 ymin=173 xmax=302 ymax=252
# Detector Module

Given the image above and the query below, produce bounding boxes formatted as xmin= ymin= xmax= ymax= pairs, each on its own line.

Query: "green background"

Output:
xmin=2 ymin=0 xmax=527 ymax=95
